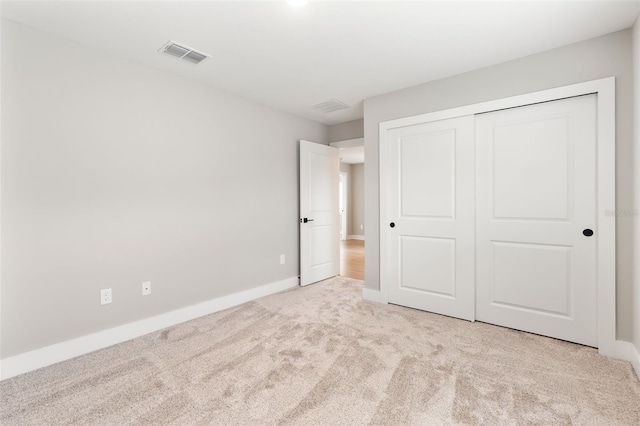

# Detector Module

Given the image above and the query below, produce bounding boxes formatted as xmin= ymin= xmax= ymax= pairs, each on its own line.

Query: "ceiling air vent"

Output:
xmin=158 ymin=40 xmax=210 ymax=65
xmin=312 ymin=99 xmax=349 ymax=113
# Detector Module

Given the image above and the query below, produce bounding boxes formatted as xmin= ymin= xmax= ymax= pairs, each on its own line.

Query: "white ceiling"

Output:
xmin=2 ymin=1 xmax=638 ymax=125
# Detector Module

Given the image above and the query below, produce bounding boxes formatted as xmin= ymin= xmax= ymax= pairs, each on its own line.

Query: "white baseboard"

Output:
xmin=629 ymin=343 xmax=640 ymax=380
xmin=347 ymin=235 xmax=364 ymax=241
xmin=616 ymin=341 xmax=640 ymax=380
xmin=0 ymin=276 xmax=299 ymax=381
xmin=599 ymin=339 xmax=640 ymax=381
xmin=363 ymin=288 xmax=387 ymax=304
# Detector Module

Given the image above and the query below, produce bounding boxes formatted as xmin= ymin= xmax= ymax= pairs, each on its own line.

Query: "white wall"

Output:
xmin=0 ymin=20 xmax=328 ymax=358
xmin=633 ymin=14 xmax=640 ymax=356
xmin=364 ymin=29 xmax=636 ymax=342
xmin=328 ymin=119 xmax=363 ymax=143
xmin=350 ymin=164 xmax=365 ymax=237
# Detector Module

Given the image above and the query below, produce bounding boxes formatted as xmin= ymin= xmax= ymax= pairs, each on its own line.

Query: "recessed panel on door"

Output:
xmin=309 ymin=225 xmax=332 ymax=269
xmin=400 ymin=236 xmax=456 ymax=297
xmin=309 ymin=153 xmax=334 ymax=213
xmin=491 ymin=241 xmax=571 ymax=316
xmin=493 ymin=116 xmax=571 ymax=220
xmin=400 ymin=130 xmax=455 ymax=218
xmin=386 ymin=116 xmax=475 ymax=321
xmin=476 ymin=95 xmax=597 ymax=347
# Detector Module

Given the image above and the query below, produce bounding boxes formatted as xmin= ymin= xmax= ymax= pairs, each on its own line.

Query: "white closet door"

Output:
xmin=475 ymin=95 xmax=597 ymax=346
xmin=386 ymin=116 xmax=475 ymax=320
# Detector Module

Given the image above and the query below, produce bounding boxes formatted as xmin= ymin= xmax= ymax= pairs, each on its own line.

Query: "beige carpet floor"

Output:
xmin=1 ymin=277 xmax=639 ymax=425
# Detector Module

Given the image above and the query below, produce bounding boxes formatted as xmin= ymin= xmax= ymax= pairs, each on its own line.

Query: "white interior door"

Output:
xmin=475 ymin=95 xmax=597 ymax=346
xmin=300 ymin=140 xmax=340 ymax=286
xmin=385 ymin=116 xmax=475 ymax=320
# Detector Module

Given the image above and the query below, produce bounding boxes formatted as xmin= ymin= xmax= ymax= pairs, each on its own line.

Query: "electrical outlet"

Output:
xmin=142 ymin=281 xmax=151 ymax=296
xmin=360 ymin=224 xmax=363 ymax=230
xmin=280 ymin=254 xmax=286 ymax=265
xmin=100 ymin=288 xmax=112 ymax=305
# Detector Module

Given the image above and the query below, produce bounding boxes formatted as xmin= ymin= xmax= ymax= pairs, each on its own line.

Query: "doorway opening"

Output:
xmin=332 ymin=139 xmax=365 ymax=281
xmin=340 ymin=239 xmax=364 ymax=280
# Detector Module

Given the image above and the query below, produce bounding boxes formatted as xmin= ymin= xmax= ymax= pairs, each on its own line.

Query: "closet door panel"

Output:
xmin=475 ymin=95 xmax=597 ymax=347
xmin=386 ymin=116 xmax=475 ymax=321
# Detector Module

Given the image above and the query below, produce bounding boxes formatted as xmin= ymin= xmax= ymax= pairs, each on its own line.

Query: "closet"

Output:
xmin=382 ymin=94 xmax=598 ymax=347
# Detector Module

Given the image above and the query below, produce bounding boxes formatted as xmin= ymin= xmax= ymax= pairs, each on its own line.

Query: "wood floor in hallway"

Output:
xmin=340 ymin=239 xmax=364 ymax=280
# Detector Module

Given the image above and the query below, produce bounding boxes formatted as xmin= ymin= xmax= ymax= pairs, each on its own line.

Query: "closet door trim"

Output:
xmin=379 ymin=77 xmax=616 ymax=356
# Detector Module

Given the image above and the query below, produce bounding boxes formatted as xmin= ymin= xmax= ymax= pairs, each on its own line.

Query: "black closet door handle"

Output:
xmin=583 ymin=229 xmax=594 ymax=237
xmin=390 ymin=222 xmax=395 ymax=228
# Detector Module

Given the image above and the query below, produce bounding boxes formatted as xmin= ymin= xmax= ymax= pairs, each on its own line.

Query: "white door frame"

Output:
xmin=339 ymin=172 xmax=348 ymax=241
xmin=379 ymin=77 xmax=621 ymax=359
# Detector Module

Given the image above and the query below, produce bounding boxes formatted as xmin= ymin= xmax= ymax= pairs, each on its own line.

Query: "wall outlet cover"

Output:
xmin=142 ymin=281 xmax=151 ymax=296
xmin=100 ymin=288 xmax=112 ymax=305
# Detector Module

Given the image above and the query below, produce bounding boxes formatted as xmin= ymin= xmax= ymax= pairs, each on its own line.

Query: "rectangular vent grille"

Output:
xmin=312 ymin=99 xmax=349 ymax=113
xmin=159 ymin=41 xmax=210 ymax=65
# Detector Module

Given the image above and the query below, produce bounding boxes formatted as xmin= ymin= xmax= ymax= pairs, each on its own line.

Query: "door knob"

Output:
xmin=583 ymin=229 xmax=594 ymax=237
xmin=390 ymin=222 xmax=395 ymax=228
xmin=300 ymin=218 xmax=314 ymax=223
